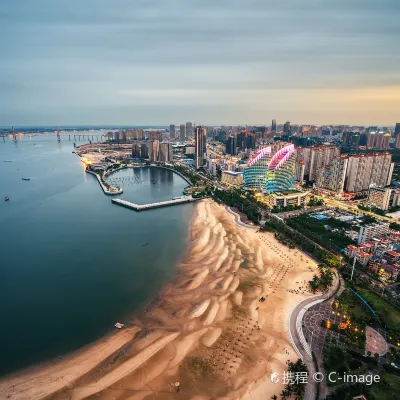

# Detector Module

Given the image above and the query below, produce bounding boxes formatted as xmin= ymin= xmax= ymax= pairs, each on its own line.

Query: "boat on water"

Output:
xmin=114 ymin=322 xmax=125 ymax=329
xmin=22 ymin=178 xmax=31 ymax=181
xmin=4 ymin=196 xmax=9 ymax=201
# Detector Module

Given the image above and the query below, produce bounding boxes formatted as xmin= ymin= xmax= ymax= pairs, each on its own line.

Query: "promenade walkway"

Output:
xmin=111 ymin=197 xmax=199 ymax=211
xmin=86 ymin=170 xmax=123 ymax=195
xmin=288 ymin=272 xmax=341 ymax=400
xmin=225 ymin=206 xmax=258 ymax=230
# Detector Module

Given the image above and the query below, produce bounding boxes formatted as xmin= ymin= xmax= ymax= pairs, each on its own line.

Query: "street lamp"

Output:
xmin=350 ymin=256 xmax=357 ymax=281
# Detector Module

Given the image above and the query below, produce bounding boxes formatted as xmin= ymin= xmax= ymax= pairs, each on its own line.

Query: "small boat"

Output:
xmin=4 ymin=160 xmax=12 ymax=163
xmin=4 ymin=196 xmax=9 ymax=201
xmin=142 ymin=243 xmax=148 ymax=247
xmin=22 ymin=178 xmax=31 ymax=181
xmin=114 ymin=322 xmax=125 ymax=329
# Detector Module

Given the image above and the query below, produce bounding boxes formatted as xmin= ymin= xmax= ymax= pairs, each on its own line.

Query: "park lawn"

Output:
xmin=356 ymin=288 xmax=400 ymax=332
xmin=368 ymin=371 xmax=400 ymax=400
xmin=336 ymin=289 xmax=367 ymax=321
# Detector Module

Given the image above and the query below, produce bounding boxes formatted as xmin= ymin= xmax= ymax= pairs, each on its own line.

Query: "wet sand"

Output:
xmin=0 ymin=199 xmax=318 ymax=400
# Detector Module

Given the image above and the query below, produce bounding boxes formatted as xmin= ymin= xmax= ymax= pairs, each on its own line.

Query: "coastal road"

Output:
xmin=288 ymin=271 xmax=341 ymax=400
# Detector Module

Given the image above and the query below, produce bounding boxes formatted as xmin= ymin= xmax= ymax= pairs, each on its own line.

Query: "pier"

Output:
xmin=111 ymin=197 xmax=200 ymax=211
xmin=86 ymin=170 xmax=123 ymax=195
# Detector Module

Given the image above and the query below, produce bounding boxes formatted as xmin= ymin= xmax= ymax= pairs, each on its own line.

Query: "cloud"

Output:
xmin=0 ymin=0 xmax=399 ymax=125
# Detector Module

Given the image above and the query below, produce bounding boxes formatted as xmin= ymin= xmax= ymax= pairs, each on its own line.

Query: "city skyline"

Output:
xmin=1 ymin=0 xmax=399 ymax=126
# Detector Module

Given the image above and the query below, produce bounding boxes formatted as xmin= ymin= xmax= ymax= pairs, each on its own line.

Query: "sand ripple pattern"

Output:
xmin=0 ymin=200 xmax=318 ymax=400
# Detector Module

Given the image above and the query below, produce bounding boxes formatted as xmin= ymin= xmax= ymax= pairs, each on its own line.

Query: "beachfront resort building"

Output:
xmin=244 ymin=143 xmax=296 ymax=193
xmin=244 ymin=143 xmax=299 ymax=208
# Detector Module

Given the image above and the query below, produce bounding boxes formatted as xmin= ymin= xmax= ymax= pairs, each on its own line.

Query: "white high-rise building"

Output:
xmin=316 ymin=156 xmax=348 ymax=194
xmin=345 ymin=153 xmax=393 ymax=193
xmin=308 ymin=146 xmax=340 ymax=182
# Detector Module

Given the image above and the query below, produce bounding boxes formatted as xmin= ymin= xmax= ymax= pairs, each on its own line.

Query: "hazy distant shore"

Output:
xmin=0 ymin=199 xmax=318 ymax=400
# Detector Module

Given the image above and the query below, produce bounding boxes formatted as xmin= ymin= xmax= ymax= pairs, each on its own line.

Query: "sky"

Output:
xmin=1 ymin=0 xmax=399 ymax=126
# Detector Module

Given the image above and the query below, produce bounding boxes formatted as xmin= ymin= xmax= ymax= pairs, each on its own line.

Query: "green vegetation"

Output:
xmin=335 ymin=288 xmax=374 ymax=326
xmin=358 ymin=204 xmax=386 ymax=216
xmin=323 ymin=346 xmax=377 ymax=387
xmin=280 ymin=359 xmax=308 ymax=399
xmin=271 ymin=204 xmax=302 ymax=213
xmin=171 ymin=165 xmax=203 ymax=186
xmin=326 ymin=370 xmax=400 ymax=400
xmin=261 ymin=217 xmax=341 ymax=267
xmin=368 ymin=371 xmax=400 ymax=400
xmin=356 ymin=288 xmax=400 ymax=332
xmin=323 ymin=217 xmax=353 ymax=230
xmin=307 ymin=195 xmax=324 ymax=207
xmin=286 ymin=214 xmax=353 ymax=252
xmin=212 ymin=188 xmax=261 ymax=224
xmin=274 ymin=232 xmax=295 ymax=248
xmin=390 ymin=221 xmax=400 ymax=231
xmin=309 ymin=265 xmax=335 ymax=293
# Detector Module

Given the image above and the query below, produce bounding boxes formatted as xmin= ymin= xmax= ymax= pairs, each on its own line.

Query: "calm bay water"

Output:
xmin=0 ymin=134 xmax=194 ymax=376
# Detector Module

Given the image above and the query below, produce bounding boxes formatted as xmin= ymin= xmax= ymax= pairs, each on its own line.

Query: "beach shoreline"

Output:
xmin=0 ymin=199 xmax=318 ymax=400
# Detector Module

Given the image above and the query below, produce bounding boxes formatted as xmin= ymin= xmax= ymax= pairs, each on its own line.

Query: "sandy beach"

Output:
xmin=0 ymin=199 xmax=318 ymax=400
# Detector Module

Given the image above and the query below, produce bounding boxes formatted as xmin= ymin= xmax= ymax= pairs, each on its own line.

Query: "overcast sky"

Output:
xmin=1 ymin=0 xmax=399 ymax=126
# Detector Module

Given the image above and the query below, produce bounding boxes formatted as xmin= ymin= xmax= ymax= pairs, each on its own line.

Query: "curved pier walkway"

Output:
xmin=111 ymin=197 xmax=202 ymax=212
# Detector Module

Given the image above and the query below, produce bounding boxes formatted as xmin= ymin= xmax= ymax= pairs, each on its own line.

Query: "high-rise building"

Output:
xmin=382 ymin=133 xmax=391 ymax=149
xmin=179 ymin=124 xmax=185 ymax=142
xmin=395 ymin=122 xmax=400 ymax=137
xmin=308 ymin=146 xmax=340 ymax=182
xmin=271 ymin=119 xmax=277 ymax=132
xmin=148 ymin=140 xmax=160 ymax=162
xmin=396 ymin=133 xmax=400 ymax=149
xmin=283 ymin=121 xmax=291 ymax=135
xmin=345 ymin=153 xmax=393 ymax=193
xmin=195 ymin=126 xmax=207 ymax=168
xmin=225 ymin=135 xmax=237 ymax=155
xmin=316 ymin=156 xmax=348 ymax=194
xmin=126 ymin=129 xmax=144 ymax=141
xmin=295 ymin=162 xmax=305 ymax=182
xmin=140 ymin=143 xmax=148 ymax=158
xmin=368 ymin=187 xmax=400 ymax=211
xmin=159 ymin=142 xmax=173 ymax=162
xmin=132 ymin=143 xmax=141 ymax=158
xmin=169 ymin=124 xmax=176 ymax=139
xmin=186 ymin=122 xmax=193 ymax=139
xmin=342 ymin=131 xmax=360 ymax=148
xmin=244 ymin=143 xmax=296 ymax=193
xmin=148 ymin=131 xmax=162 ymax=141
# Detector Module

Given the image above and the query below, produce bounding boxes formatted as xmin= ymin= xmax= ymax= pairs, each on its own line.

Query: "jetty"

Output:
xmin=111 ymin=197 xmax=200 ymax=212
